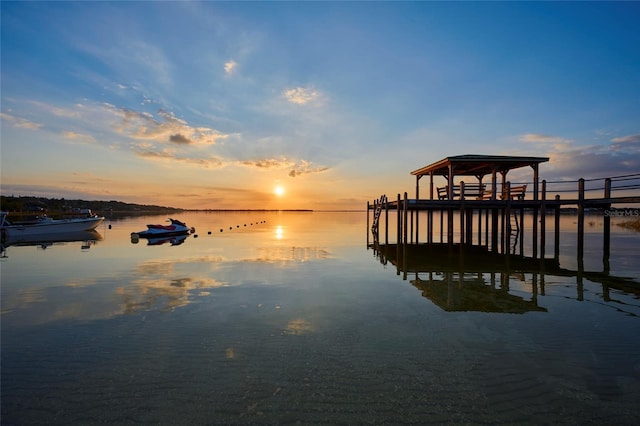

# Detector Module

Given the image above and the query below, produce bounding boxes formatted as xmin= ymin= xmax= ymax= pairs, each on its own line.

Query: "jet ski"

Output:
xmin=131 ymin=218 xmax=195 ymax=238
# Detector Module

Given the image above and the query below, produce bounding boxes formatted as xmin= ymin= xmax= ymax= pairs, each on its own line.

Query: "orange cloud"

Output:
xmin=224 ymin=60 xmax=238 ymax=75
xmin=0 ymin=112 xmax=43 ymax=130
xmin=283 ymin=86 xmax=321 ymax=105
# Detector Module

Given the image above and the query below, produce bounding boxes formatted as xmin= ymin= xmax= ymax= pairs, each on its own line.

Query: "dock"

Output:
xmin=367 ymin=155 xmax=640 ymax=265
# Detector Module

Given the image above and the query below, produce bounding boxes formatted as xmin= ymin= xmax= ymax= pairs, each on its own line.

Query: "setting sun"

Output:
xmin=274 ymin=185 xmax=285 ymax=197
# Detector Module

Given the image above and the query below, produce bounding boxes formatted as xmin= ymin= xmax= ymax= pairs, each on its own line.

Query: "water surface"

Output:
xmin=2 ymin=211 xmax=639 ymax=424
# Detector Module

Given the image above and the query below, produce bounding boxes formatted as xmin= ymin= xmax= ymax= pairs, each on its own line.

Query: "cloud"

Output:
xmin=524 ymin=133 xmax=640 ymax=180
xmin=519 ymin=133 xmax=573 ymax=145
xmin=109 ymin=105 xmax=227 ymax=146
xmin=611 ymin=133 xmax=640 ymax=152
xmin=611 ymin=134 xmax=640 ymax=143
xmin=240 ymin=158 xmax=295 ymax=169
xmin=100 ymin=103 xmax=332 ymax=177
xmin=169 ymin=133 xmax=192 ymax=145
xmin=63 ymin=131 xmax=97 ymax=145
xmin=546 ymin=149 xmax=640 ymax=181
xmin=237 ymin=157 xmax=329 ymax=177
xmin=85 ymin=38 xmax=172 ymax=86
xmin=133 ymin=149 xmax=224 ymax=168
xmin=283 ymin=86 xmax=321 ymax=105
xmin=134 ymin=150 xmax=175 ymax=160
xmin=157 ymin=109 xmax=188 ymax=126
xmin=0 ymin=112 xmax=43 ymax=130
xmin=30 ymin=101 xmax=82 ymax=119
xmin=4 ymin=96 xmax=332 ymax=183
xmin=288 ymin=160 xmax=329 ymax=177
xmin=224 ymin=60 xmax=238 ymax=75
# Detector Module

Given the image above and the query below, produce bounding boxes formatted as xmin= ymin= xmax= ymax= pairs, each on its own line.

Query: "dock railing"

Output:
xmin=511 ymin=172 xmax=640 ymax=204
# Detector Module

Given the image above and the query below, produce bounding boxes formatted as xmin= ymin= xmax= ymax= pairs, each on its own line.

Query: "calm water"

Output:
xmin=1 ymin=211 xmax=639 ymax=424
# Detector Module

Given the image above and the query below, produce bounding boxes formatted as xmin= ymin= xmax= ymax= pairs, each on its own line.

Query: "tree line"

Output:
xmin=0 ymin=195 xmax=183 ymax=214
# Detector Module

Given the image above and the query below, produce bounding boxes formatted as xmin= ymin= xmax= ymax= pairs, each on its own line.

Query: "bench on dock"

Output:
xmin=503 ymin=184 xmax=527 ymax=200
xmin=437 ymin=183 xmax=486 ymax=200
xmin=479 ymin=184 xmax=527 ymax=200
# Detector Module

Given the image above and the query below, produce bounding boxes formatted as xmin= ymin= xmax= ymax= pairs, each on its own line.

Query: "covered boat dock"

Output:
xmin=368 ymin=154 xmax=640 ymax=263
xmin=410 ymin=154 xmax=548 ymax=202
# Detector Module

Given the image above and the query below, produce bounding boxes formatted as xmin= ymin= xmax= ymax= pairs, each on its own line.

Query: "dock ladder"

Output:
xmin=508 ymin=210 xmax=520 ymax=253
xmin=371 ymin=195 xmax=387 ymax=241
xmin=509 ymin=210 xmax=520 ymax=234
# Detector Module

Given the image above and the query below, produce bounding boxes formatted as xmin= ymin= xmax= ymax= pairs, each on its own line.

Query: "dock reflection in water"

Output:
xmin=371 ymin=242 xmax=640 ymax=315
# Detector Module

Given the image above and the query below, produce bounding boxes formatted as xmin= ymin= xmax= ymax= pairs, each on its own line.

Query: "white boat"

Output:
xmin=0 ymin=211 xmax=104 ymax=238
xmin=132 ymin=218 xmax=194 ymax=238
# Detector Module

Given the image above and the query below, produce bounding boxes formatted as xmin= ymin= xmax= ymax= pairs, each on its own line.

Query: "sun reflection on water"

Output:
xmin=274 ymin=225 xmax=284 ymax=240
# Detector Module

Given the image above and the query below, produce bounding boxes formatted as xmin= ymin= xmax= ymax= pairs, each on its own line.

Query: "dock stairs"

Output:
xmin=371 ymin=195 xmax=387 ymax=240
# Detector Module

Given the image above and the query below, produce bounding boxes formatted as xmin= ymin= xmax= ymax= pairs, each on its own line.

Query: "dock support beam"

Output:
xmin=385 ymin=197 xmax=389 ymax=245
xmin=603 ymin=178 xmax=611 ymax=273
xmin=540 ymin=180 xmax=547 ymax=259
xmin=577 ymin=178 xmax=585 ymax=268
xmin=554 ymin=194 xmax=561 ymax=260
xmin=366 ymin=201 xmax=370 ymax=247
xmin=403 ymin=192 xmax=409 ymax=247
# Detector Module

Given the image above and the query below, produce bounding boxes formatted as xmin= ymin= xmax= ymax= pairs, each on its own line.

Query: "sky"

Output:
xmin=1 ymin=1 xmax=639 ymax=210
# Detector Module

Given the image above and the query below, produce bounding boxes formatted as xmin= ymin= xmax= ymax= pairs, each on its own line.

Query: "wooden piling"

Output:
xmin=385 ymin=197 xmax=389 ymax=245
xmin=503 ymin=181 xmax=511 ymax=254
xmin=577 ymin=178 xmax=585 ymax=262
xmin=540 ymin=180 xmax=547 ymax=259
xmin=367 ymin=201 xmax=370 ymax=247
xmin=403 ymin=192 xmax=409 ymax=246
xmin=554 ymin=194 xmax=560 ymax=260
xmin=460 ymin=182 xmax=466 ymax=245
xmin=603 ymin=178 xmax=611 ymax=273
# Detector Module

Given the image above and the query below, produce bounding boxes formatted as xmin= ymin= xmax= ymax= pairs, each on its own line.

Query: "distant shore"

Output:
xmin=0 ymin=195 xmax=319 ymax=215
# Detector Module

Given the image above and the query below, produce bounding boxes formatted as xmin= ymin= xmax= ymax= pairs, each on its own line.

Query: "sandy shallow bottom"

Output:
xmin=3 ymin=278 xmax=640 ymax=425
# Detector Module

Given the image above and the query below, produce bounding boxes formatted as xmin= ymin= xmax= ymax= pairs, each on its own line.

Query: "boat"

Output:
xmin=0 ymin=211 xmax=104 ymax=238
xmin=3 ymin=229 xmax=102 ymax=246
xmin=1 ymin=230 xmax=103 ymax=257
xmin=131 ymin=218 xmax=194 ymax=238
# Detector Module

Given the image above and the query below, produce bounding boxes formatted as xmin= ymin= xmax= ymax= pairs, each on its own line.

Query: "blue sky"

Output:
xmin=1 ymin=1 xmax=639 ymax=209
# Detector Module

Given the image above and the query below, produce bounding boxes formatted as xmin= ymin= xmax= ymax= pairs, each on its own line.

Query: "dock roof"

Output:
xmin=410 ymin=154 xmax=549 ymax=177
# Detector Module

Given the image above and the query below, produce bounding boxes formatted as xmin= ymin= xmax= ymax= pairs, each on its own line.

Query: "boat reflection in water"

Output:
xmin=371 ymin=243 xmax=640 ymax=314
xmin=130 ymin=233 xmax=189 ymax=246
xmin=1 ymin=230 xmax=102 ymax=256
